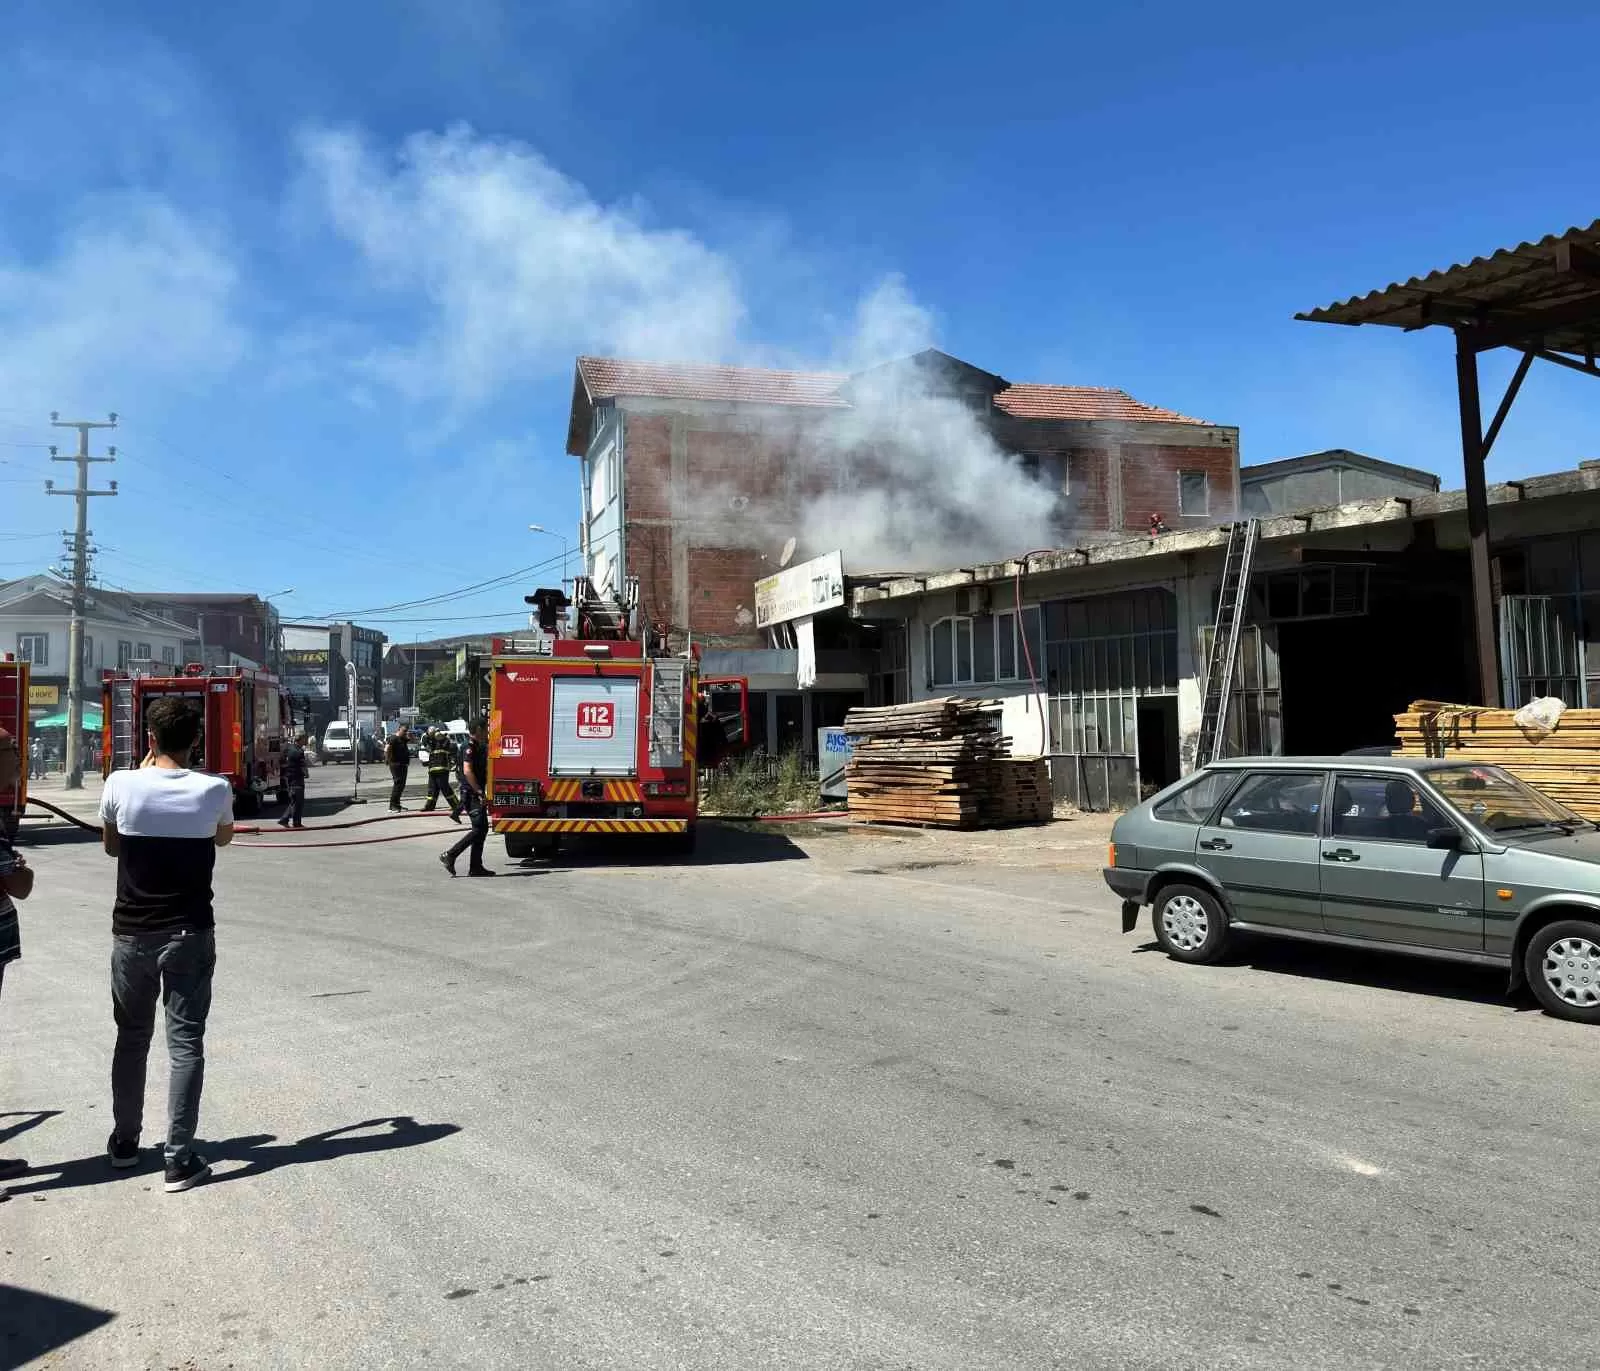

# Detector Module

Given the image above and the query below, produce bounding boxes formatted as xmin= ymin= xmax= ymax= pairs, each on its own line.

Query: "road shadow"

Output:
xmin=514 ymin=820 xmax=809 ymax=871
xmin=0 ymin=1110 xmax=61 ymax=1148
xmin=11 ymin=820 xmax=101 ymax=847
xmin=1230 ymin=934 xmax=1526 ymax=1011
xmin=4 ymin=1116 xmax=460 ymax=1196
xmin=1134 ymin=934 xmax=1525 ymax=1011
xmin=0 ymin=1286 xmax=114 ymax=1366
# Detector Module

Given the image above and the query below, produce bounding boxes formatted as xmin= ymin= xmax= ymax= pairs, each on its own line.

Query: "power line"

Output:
xmin=311 ymin=553 xmax=566 ymax=619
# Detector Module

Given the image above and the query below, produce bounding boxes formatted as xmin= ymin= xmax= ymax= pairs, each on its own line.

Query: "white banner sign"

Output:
xmin=755 ymin=550 xmax=845 ymax=629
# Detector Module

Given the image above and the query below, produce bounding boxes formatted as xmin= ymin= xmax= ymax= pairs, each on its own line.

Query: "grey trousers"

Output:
xmin=111 ymin=927 xmax=215 ymax=1164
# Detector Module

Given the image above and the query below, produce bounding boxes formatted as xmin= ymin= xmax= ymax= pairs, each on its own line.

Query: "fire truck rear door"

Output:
xmin=549 ymin=677 xmax=639 ymax=776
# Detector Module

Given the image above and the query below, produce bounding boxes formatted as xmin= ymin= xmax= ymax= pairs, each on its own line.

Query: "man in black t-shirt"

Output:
xmin=99 ymin=697 xmax=234 ymax=1194
xmin=440 ymin=721 xmax=493 ymax=877
xmin=385 ymin=725 xmax=411 ymax=812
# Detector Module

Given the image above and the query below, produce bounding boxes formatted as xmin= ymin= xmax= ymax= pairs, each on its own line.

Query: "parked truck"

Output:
xmin=484 ymin=581 xmax=746 ymax=861
xmin=0 ymin=655 xmax=28 ymax=822
xmin=102 ymin=663 xmax=294 ymax=815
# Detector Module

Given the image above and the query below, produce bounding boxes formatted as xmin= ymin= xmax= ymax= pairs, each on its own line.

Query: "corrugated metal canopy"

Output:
xmin=1297 ymin=220 xmax=1600 ymax=358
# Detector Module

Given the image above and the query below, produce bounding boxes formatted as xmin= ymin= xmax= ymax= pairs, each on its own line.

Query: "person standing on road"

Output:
xmin=28 ymin=737 xmax=42 ymax=781
xmin=99 ymin=696 xmax=234 ymax=1194
xmin=277 ymin=731 xmax=309 ymax=830
xmin=385 ymin=724 xmax=411 ymax=813
xmin=422 ymin=729 xmax=461 ymax=823
xmin=0 ymin=727 xmax=36 ymax=1184
xmin=440 ymin=720 xmax=494 ymax=878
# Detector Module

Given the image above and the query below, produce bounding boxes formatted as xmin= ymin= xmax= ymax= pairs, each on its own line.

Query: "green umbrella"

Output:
xmin=32 ymin=705 xmax=103 ymax=730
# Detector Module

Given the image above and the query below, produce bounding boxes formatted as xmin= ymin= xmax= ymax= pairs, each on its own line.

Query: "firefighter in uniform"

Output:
xmin=422 ymin=729 xmax=462 ymax=822
xmin=385 ymin=724 xmax=411 ymax=812
xmin=440 ymin=720 xmax=493 ymax=878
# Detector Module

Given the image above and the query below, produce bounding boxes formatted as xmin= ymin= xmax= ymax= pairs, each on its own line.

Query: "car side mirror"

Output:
xmin=1426 ymin=826 xmax=1463 ymax=850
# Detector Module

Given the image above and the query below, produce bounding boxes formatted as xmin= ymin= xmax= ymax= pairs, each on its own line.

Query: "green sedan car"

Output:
xmin=1105 ymin=756 xmax=1600 ymax=1023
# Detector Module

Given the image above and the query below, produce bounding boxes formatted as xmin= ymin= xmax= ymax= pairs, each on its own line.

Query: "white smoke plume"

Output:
xmin=297 ymin=124 xmax=1065 ymax=569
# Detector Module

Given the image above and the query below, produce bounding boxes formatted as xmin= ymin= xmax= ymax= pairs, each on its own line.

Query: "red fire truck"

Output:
xmin=102 ymin=663 xmax=294 ymax=815
xmin=0 ymin=656 xmax=29 ymax=822
xmin=485 ymin=582 xmax=746 ymax=861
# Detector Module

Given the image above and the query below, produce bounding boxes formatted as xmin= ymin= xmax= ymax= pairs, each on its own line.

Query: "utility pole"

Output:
xmin=46 ymin=413 xmax=118 ymax=790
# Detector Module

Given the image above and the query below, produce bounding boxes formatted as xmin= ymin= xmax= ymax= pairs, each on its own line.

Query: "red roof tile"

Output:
xmin=577 ymin=356 xmax=848 ymax=408
xmin=993 ymin=384 xmax=1208 ymax=425
xmin=575 ymin=356 xmax=1209 ymax=425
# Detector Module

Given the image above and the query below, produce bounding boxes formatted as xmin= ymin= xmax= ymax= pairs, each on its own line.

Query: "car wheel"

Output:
xmin=1152 ymin=883 xmax=1230 ymax=964
xmin=504 ymin=835 xmax=535 ymax=860
xmin=1524 ymin=919 xmax=1600 ymax=1024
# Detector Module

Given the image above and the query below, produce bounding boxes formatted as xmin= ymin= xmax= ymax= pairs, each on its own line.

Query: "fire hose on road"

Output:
xmin=21 ymin=796 xmax=847 ymax=849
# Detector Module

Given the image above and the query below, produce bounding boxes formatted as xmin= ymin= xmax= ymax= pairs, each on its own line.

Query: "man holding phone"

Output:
xmin=99 ymin=697 xmax=234 ymax=1193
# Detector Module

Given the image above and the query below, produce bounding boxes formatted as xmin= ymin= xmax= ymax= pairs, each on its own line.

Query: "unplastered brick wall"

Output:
xmin=989 ymin=416 xmax=1239 ymax=537
xmin=620 ymin=406 xmax=822 ymax=647
xmin=1119 ymin=440 xmax=1239 ymax=530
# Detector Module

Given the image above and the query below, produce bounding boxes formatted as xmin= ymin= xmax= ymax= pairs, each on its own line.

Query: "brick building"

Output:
xmin=567 ymin=349 xmax=1237 ymax=650
xmin=566 ymin=348 xmax=1235 ymax=756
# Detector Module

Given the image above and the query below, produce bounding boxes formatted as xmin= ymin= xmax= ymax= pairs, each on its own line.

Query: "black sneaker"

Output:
xmin=466 ymin=867 xmax=497 ymax=878
xmin=107 ymin=1133 xmax=141 ymax=1169
xmin=163 ymin=1153 xmax=211 ymax=1193
xmin=439 ymin=852 xmax=457 ymax=877
xmin=276 ymin=816 xmax=291 ymax=828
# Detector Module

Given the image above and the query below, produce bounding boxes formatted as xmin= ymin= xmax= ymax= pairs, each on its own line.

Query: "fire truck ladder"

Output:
xmin=572 ymin=575 xmax=639 ymax=641
xmin=649 ymin=659 xmax=687 ymax=769
xmin=1195 ymin=517 xmax=1261 ymax=767
xmin=109 ymin=676 xmax=138 ymax=771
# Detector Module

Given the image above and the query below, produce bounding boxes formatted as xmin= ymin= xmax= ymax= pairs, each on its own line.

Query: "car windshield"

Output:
xmin=1426 ymin=764 xmax=1587 ymax=834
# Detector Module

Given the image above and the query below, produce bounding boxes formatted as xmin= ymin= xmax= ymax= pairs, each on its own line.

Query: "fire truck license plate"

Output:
xmin=577 ymin=702 xmax=615 ymax=739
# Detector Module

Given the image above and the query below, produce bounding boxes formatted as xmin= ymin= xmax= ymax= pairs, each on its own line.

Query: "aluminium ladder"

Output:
xmin=1195 ymin=518 xmax=1261 ymax=766
xmin=649 ymin=659 xmax=686 ymax=769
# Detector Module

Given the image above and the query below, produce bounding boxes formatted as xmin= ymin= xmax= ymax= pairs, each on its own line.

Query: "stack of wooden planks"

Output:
xmin=1394 ymin=699 xmax=1600 ymax=821
xmin=844 ymin=699 xmax=1050 ymax=828
xmin=987 ymin=756 xmax=1053 ymax=824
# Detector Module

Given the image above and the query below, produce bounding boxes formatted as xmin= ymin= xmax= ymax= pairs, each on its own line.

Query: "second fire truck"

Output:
xmin=102 ymin=662 xmax=294 ymax=814
xmin=484 ymin=580 xmax=746 ymax=861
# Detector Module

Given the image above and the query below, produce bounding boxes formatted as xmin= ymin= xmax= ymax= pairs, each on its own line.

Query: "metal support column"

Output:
xmin=1455 ymin=335 xmax=1501 ymax=707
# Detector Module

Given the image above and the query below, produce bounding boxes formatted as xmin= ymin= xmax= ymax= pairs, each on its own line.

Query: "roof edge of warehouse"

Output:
xmin=850 ymin=460 xmax=1600 ymax=608
xmin=1239 ymin=448 xmax=1441 ymax=491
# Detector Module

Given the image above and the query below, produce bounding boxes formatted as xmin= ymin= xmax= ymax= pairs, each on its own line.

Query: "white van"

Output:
xmin=322 ymin=721 xmax=355 ymax=764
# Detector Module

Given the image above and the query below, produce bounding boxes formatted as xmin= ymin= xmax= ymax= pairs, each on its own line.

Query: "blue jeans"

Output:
xmin=111 ymin=927 xmax=215 ymax=1165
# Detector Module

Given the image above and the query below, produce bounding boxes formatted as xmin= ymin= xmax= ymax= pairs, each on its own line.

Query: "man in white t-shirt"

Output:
xmin=99 ymin=696 xmax=234 ymax=1193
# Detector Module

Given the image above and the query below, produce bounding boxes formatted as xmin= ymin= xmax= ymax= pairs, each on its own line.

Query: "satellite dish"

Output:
xmin=779 ymin=537 xmax=797 ymax=568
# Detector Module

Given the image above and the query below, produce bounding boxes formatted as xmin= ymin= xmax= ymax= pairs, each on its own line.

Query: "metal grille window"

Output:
xmin=16 ymin=633 xmax=46 ymax=666
xmin=1197 ymin=623 xmax=1283 ymax=756
xmin=1043 ymin=588 xmax=1179 ymax=755
xmin=117 ymin=640 xmax=132 ymax=669
xmin=1499 ymin=532 xmax=1600 ymax=708
xmin=1259 ymin=565 xmax=1369 ymax=621
xmin=161 ymin=646 xmax=176 ymax=665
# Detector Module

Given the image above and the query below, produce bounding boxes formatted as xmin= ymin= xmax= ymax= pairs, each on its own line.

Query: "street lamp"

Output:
xmin=528 ymin=525 xmax=570 ymax=589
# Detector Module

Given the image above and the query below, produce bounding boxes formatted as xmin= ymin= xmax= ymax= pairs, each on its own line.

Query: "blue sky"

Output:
xmin=1 ymin=0 xmax=1597 ymax=638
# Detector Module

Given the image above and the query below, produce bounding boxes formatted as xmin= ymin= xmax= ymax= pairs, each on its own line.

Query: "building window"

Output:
xmin=927 ymin=608 xmax=1043 ymax=688
xmin=1178 ymin=471 xmax=1210 ymax=516
xmin=117 ymin=640 xmax=132 ymax=669
xmin=17 ymin=633 xmax=47 ymax=667
xmin=161 ymin=646 xmax=176 ymax=665
xmin=136 ymin=642 xmax=151 ymax=660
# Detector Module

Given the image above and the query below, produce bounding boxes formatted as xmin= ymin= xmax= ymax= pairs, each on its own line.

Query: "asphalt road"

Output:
xmin=4 ymin=771 xmax=1599 ymax=1370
